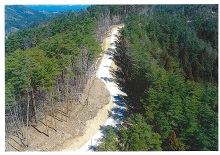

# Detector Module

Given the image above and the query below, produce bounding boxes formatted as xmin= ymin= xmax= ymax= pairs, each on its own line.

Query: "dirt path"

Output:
xmin=76 ymin=24 xmax=125 ymax=151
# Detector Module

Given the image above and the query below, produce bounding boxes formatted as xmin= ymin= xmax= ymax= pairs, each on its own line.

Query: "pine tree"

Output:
xmin=163 ymin=130 xmax=185 ymax=151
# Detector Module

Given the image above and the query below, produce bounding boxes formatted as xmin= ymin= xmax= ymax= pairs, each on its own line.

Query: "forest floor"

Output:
xmin=6 ymin=25 xmax=123 ymax=152
xmin=6 ymin=75 xmax=111 ymax=151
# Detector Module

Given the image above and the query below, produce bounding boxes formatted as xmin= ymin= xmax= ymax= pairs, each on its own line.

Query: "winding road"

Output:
xmin=77 ymin=26 xmax=127 ymax=151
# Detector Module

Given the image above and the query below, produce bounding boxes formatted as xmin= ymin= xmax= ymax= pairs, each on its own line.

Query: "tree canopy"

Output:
xmin=97 ymin=4 xmax=218 ymax=151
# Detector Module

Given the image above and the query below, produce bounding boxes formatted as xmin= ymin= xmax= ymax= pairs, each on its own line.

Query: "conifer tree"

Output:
xmin=163 ymin=130 xmax=185 ymax=151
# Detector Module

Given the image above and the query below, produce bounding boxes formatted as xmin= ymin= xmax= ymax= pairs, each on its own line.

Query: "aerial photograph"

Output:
xmin=5 ymin=3 xmax=218 ymax=151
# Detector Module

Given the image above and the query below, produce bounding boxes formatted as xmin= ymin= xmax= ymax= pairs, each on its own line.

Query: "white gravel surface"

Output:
xmin=76 ymin=28 xmax=127 ymax=151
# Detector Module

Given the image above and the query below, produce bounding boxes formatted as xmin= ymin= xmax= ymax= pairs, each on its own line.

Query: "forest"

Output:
xmin=5 ymin=5 xmax=218 ymax=151
xmin=5 ymin=6 xmax=101 ymax=149
xmin=5 ymin=5 xmax=149 ymax=150
xmin=97 ymin=5 xmax=218 ymax=151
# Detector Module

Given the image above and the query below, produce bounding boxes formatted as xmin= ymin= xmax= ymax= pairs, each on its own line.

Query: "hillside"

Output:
xmin=5 ymin=5 xmax=218 ymax=151
xmin=97 ymin=5 xmax=218 ymax=151
xmin=5 ymin=5 xmax=54 ymax=37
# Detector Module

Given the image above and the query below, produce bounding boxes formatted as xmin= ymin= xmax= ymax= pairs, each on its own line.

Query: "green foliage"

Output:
xmin=5 ymin=6 xmax=104 ymax=128
xmin=98 ymin=126 xmax=118 ymax=151
xmin=5 ymin=8 xmax=99 ymax=55
xmin=6 ymin=48 xmax=60 ymax=93
xmin=6 ymin=49 xmax=32 ymax=91
xmin=145 ymin=7 xmax=218 ymax=83
xmin=163 ymin=130 xmax=185 ymax=151
xmin=5 ymin=5 xmax=218 ymax=151
xmin=108 ymin=5 xmax=218 ymax=151
xmin=97 ymin=115 xmax=162 ymax=151
xmin=126 ymin=114 xmax=162 ymax=151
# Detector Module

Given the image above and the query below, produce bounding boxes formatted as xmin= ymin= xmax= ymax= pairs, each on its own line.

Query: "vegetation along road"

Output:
xmin=77 ymin=25 xmax=125 ymax=151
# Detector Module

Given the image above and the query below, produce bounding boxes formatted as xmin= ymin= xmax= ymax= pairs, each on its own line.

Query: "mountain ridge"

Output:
xmin=5 ymin=5 xmax=55 ymax=37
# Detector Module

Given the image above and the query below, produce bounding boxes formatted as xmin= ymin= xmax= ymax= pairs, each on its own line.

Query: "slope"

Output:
xmin=5 ymin=5 xmax=54 ymax=37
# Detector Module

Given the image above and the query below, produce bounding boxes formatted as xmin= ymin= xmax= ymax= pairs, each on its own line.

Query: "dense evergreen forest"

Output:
xmin=5 ymin=5 xmax=218 ymax=151
xmin=97 ymin=5 xmax=218 ymax=151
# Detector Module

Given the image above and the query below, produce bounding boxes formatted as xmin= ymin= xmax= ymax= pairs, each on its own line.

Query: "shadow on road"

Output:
xmin=105 ymin=48 xmax=114 ymax=54
xmin=88 ymin=145 xmax=96 ymax=151
xmin=100 ymin=77 xmax=114 ymax=82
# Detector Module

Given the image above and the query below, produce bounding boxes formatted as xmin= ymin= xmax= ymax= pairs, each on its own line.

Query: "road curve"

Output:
xmin=77 ymin=26 xmax=127 ymax=151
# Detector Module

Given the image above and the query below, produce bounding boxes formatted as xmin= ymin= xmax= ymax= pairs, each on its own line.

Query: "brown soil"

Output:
xmin=5 ymin=24 xmax=124 ymax=152
xmin=6 ymin=76 xmax=110 ymax=151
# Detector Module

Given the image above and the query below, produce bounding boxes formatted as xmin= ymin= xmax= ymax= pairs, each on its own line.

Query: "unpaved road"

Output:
xmin=77 ymin=25 xmax=126 ymax=151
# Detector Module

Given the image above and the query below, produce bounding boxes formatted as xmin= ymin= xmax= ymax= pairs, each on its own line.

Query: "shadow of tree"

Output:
xmin=7 ymin=142 xmax=21 ymax=151
xmin=8 ymin=136 xmax=24 ymax=148
xmin=99 ymin=125 xmax=118 ymax=135
xmin=100 ymin=77 xmax=114 ymax=82
xmin=109 ymin=68 xmax=126 ymax=90
xmin=87 ymin=125 xmax=117 ymax=151
xmin=89 ymin=31 xmax=131 ymax=151
xmin=109 ymin=95 xmax=127 ymax=125
xmin=105 ymin=48 xmax=114 ymax=54
xmin=88 ymin=145 xmax=96 ymax=151
xmin=31 ymin=125 xmax=49 ymax=137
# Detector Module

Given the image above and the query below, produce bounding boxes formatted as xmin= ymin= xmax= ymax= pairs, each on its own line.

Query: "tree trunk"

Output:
xmin=12 ymin=97 xmax=20 ymax=129
xmin=31 ymin=89 xmax=37 ymax=124
xmin=26 ymin=90 xmax=29 ymax=146
xmin=17 ymin=88 xmax=21 ymax=99
xmin=57 ymin=78 xmax=63 ymax=121
xmin=66 ymin=81 xmax=69 ymax=121
xmin=13 ymin=96 xmax=25 ymax=145
xmin=50 ymin=91 xmax=56 ymax=131
xmin=6 ymin=101 xmax=18 ymax=133
xmin=42 ymin=90 xmax=49 ymax=136
xmin=61 ymin=71 xmax=64 ymax=84
xmin=18 ymin=96 xmax=25 ymax=143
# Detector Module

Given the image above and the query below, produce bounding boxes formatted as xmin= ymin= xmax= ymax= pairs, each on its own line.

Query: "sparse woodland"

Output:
xmin=5 ymin=5 xmax=218 ymax=151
